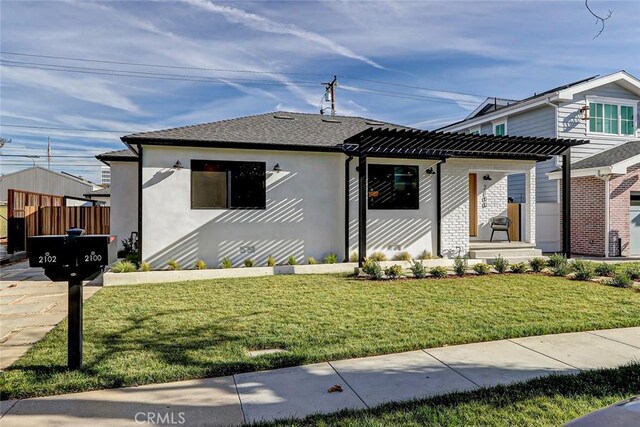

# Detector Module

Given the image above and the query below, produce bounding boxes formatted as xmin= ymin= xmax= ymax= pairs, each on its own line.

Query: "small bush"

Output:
xmin=473 ymin=263 xmax=491 ymax=275
xmin=323 ymin=253 xmax=338 ymax=264
xmin=139 ymin=261 xmax=151 ymax=272
xmin=410 ymin=261 xmax=428 ymax=278
xmin=385 ymin=264 xmax=404 ymax=279
xmin=369 ymin=251 xmax=388 ymax=262
xmin=195 ymin=259 xmax=208 ymax=270
xmin=125 ymin=253 xmax=140 ymax=267
xmin=529 ymin=257 xmax=546 ymax=273
xmin=595 ymin=262 xmax=615 ymax=277
xmin=244 ymin=258 xmax=255 ymax=267
xmin=167 ymin=259 xmax=179 ymax=271
xmin=493 ymin=255 xmax=509 ymax=274
xmin=551 ymin=264 xmax=571 ymax=277
xmin=625 ymin=266 xmax=640 ymax=281
xmin=392 ymin=251 xmax=412 ymax=262
xmin=349 ymin=251 xmax=359 ymax=262
xmin=510 ymin=263 xmax=527 ymax=274
xmin=267 ymin=255 xmax=276 ymax=267
xmin=608 ymin=273 xmax=633 ymax=288
xmin=453 ymin=256 xmax=468 ymax=276
xmin=307 ymin=257 xmax=317 ymax=265
xmin=112 ymin=260 xmax=137 ymax=273
xmin=221 ymin=257 xmax=232 ymax=269
xmin=362 ymin=259 xmax=383 ymax=279
xmin=417 ymin=250 xmax=432 ymax=260
xmin=572 ymin=260 xmax=595 ymax=281
xmin=287 ymin=256 xmax=298 ymax=266
xmin=547 ymin=253 xmax=567 ymax=269
xmin=429 ymin=266 xmax=448 ymax=278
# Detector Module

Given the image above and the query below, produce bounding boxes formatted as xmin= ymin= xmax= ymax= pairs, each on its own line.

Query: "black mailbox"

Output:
xmin=27 ymin=229 xmax=118 ymax=370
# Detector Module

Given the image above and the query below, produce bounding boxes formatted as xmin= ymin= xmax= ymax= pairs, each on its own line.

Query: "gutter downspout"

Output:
xmin=344 ymin=155 xmax=353 ymax=262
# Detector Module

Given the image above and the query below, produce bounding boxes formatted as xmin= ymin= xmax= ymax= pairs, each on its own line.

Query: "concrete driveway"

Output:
xmin=0 ymin=261 xmax=100 ymax=369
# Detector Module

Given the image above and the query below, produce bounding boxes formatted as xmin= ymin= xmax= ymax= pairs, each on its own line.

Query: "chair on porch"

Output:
xmin=490 ymin=216 xmax=511 ymax=242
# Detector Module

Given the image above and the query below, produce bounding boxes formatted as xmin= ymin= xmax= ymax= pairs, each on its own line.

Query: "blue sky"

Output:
xmin=1 ymin=0 xmax=639 ymax=183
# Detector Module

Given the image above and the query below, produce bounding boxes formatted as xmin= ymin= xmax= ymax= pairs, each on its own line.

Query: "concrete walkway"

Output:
xmin=1 ymin=327 xmax=638 ymax=426
xmin=0 ymin=261 xmax=100 ymax=369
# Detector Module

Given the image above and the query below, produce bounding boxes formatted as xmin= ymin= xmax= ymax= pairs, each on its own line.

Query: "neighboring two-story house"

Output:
xmin=439 ymin=71 xmax=640 ymax=257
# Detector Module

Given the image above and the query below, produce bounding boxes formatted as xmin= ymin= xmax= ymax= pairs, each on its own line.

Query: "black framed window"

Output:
xmin=191 ymin=160 xmax=266 ymax=209
xmin=368 ymin=164 xmax=419 ymax=210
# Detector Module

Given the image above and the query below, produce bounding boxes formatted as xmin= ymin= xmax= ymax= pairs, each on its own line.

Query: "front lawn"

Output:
xmin=259 ymin=363 xmax=640 ymax=426
xmin=2 ymin=273 xmax=640 ymax=399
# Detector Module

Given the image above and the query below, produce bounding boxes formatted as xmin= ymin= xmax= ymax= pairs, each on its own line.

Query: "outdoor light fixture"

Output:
xmin=425 ymin=167 xmax=436 ymax=175
xmin=483 ymin=174 xmax=492 ymax=181
xmin=580 ymin=105 xmax=590 ymax=121
xmin=172 ymin=160 xmax=183 ymax=170
xmin=273 ymin=163 xmax=282 ymax=172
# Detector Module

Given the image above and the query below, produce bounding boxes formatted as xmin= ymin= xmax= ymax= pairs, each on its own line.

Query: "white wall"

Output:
xmin=141 ymin=146 xmax=345 ymax=268
xmin=110 ymin=161 xmax=138 ymax=250
xmin=536 ymin=203 xmax=561 ymax=252
xmin=347 ymin=158 xmax=438 ymax=260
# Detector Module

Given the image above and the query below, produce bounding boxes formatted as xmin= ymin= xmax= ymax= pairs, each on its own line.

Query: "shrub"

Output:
xmin=572 ymin=260 xmax=595 ymax=281
xmin=112 ymin=260 xmax=137 ymax=273
xmin=473 ymin=263 xmax=491 ymax=275
xmin=287 ymin=256 xmax=298 ymax=266
xmin=195 ymin=259 xmax=208 ymax=270
xmin=369 ymin=251 xmax=388 ymax=262
xmin=551 ymin=264 xmax=571 ymax=277
xmin=125 ymin=253 xmax=140 ymax=267
xmin=417 ymin=250 xmax=432 ymax=260
xmin=493 ymin=255 xmax=509 ymax=274
xmin=608 ymin=273 xmax=633 ymax=288
xmin=547 ymin=253 xmax=567 ymax=269
xmin=392 ymin=251 xmax=412 ymax=262
xmin=220 ymin=257 xmax=232 ymax=269
xmin=349 ymin=251 xmax=359 ymax=263
xmin=385 ymin=264 xmax=404 ymax=279
xmin=410 ymin=261 xmax=428 ymax=278
xmin=307 ymin=257 xmax=317 ymax=265
xmin=167 ymin=259 xmax=179 ymax=271
xmin=529 ymin=257 xmax=546 ymax=273
xmin=244 ymin=258 xmax=255 ymax=267
xmin=267 ymin=255 xmax=276 ymax=267
xmin=429 ymin=266 xmax=448 ymax=278
xmin=323 ymin=253 xmax=338 ymax=264
xmin=510 ymin=263 xmax=527 ymax=274
xmin=595 ymin=262 xmax=615 ymax=277
xmin=453 ymin=255 xmax=468 ymax=276
xmin=625 ymin=266 xmax=640 ymax=281
xmin=139 ymin=261 xmax=151 ymax=272
xmin=362 ymin=259 xmax=383 ymax=279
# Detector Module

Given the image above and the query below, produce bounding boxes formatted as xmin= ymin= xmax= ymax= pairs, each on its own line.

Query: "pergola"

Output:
xmin=342 ymin=128 xmax=588 ymax=266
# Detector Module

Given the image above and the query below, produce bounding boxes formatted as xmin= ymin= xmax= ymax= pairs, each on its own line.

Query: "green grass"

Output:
xmin=2 ymin=273 xmax=640 ymax=399
xmin=258 ymin=364 xmax=640 ymax=427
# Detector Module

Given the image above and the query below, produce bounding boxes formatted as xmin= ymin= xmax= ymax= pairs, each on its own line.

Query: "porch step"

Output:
xmin=484 ymin=255 xmax=546 ymax=265
xmin=469 ymin=248 xmax=543 ymax=259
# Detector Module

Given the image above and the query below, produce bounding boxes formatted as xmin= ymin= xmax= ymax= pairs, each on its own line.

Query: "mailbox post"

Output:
xmin=29 ymin=229 xmax=116 ymax=370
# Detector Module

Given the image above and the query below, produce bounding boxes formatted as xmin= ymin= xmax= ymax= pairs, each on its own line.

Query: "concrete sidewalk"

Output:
xmin=1 ymin=327 xmax=639 ymax=426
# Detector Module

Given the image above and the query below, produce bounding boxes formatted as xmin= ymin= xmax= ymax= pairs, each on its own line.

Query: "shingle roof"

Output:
xmin=567 ymin=140 xmax=640 ymax=170
xmin=121 ymin=112 xmax=412 ymax=149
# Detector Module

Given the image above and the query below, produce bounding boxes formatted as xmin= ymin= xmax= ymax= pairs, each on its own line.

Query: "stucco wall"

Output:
xmin=110 ymin=161 xmax=138 ymax=250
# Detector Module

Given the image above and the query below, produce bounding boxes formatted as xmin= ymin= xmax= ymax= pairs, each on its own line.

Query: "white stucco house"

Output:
xmin=99 ymin=112 xmax=583 ymax=268
xmin=439 ymin=71 xmax=640 ymax=256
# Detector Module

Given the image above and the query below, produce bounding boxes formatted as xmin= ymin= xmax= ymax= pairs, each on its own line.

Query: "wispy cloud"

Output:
xmin=181 ymin=0 xmax=384 ymax=69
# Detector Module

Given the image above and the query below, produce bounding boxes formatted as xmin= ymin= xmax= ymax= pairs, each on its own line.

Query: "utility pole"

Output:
xmin=321 ymin=75 xmax=338 ymax=116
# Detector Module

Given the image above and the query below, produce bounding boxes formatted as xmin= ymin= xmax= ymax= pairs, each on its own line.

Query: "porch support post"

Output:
xmin=344 ymin=155 xmax=353 ymax=262
xmin=358 ymin=154 xmax=367 ymax=268
xmin=436 ymin=161 xmax=442 ymax=257
xmin=562 ymin=149 xmax=571 ymax=258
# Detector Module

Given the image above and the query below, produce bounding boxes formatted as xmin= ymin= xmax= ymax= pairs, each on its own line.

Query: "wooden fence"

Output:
xmin=25 ymin=206 xmax=110 ymax=237
xmin=7 ymin=189 xmax=64 ymax=219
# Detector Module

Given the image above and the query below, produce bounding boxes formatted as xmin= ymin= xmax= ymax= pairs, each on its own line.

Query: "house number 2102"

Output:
xmin=39 ymin=254 xmax=56 ymax=263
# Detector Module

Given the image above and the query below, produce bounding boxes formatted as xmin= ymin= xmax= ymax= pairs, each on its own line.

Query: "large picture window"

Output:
xmin=368 ymin=164 xmax=419 ymax=210
xmin=590 ymin=102 xmax=635 ymax=136
xmin=191 ymin=160 xmax=266 ymax=209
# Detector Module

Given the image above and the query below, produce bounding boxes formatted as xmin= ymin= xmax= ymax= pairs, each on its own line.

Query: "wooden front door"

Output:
xmin=469 ymin=173 xmax=477 ymax=237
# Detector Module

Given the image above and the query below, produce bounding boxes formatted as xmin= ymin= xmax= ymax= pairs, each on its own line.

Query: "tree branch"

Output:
xmin=585 ymin=0 xmax=613 ymax=39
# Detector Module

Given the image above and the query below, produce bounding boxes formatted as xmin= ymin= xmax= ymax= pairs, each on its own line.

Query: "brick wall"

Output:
xmin=609 ymin=164 xmax=640 ymax=256
xmin=570 ymin=177 xmax=605 ymax=256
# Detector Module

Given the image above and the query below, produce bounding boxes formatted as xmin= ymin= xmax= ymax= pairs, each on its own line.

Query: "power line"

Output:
xmin=1 ymin=154 xmax=99 ymax=158
xmin=341 ymin=76 xmax=486 ymax=99
xmin=2 ymin=124 xmax=137 ymax=133
xmin=0 ymin=163 xmax=102 ymax=166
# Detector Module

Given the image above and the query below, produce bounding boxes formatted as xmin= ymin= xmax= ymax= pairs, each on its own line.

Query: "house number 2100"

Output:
xmin=84 ymin=253 xmax=102 ymax=262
